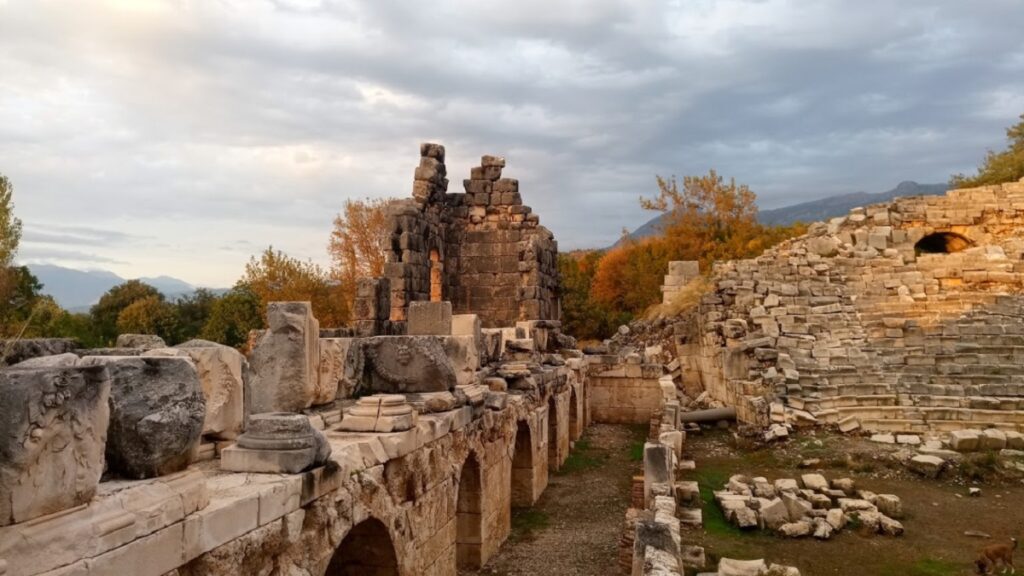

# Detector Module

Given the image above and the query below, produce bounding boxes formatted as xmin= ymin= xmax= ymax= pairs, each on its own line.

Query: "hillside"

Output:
xmin=614 ymin=181 xmax=948 ymax=247
xmin=28 ymin=264 xmax=200 ymax=311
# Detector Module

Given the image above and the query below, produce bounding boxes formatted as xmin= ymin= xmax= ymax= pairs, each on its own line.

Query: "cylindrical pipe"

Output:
xmin=678 ymin=407 xmax=737 ymax=423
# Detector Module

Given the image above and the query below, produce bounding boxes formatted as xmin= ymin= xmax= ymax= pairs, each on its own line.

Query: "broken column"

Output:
xmin=246 ymin=302 xmax=320 ymax=413
xmin=0 ymin=364 xmax=111 ymax=526
xmin=337 ymin=394 xmax=417 ymax=433
xmin=221 ymin=412 xmax=331 ymax=474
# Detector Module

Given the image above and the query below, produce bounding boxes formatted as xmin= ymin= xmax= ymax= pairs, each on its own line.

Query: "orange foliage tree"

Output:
xmin=243 ymin=247 xmax=349 ymax=328
xmin=328 ymin=197 xmax=392 ymax=308
xmin=590 ymin=170 xmax=805 ymax=316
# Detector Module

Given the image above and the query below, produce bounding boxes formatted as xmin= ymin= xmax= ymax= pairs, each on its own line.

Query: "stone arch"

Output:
xmin=511 ymin=420 xmax=535 ymax=506
xmin=326 ymin=517 xmax=399 ymax=576
xmin=456 ymin=452 xmax=483 ymax=569
xmin=547 ymin=394 xmax=559 ymax=471
xmin=915 ymin=231 xmax=973 ymax=254
xmin=569 ymin=386 xmax=581 ymax=442
xmin=429 ymin=249 xmax=443 ymax=302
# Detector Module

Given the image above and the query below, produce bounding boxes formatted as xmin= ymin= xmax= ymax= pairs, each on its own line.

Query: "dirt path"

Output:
xmin=464 ymin=423 xmax=644 ymax=576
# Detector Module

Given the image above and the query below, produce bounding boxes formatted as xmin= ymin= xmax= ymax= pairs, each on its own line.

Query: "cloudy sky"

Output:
xmin=2 ymin=0 xmax=1023 ymax=288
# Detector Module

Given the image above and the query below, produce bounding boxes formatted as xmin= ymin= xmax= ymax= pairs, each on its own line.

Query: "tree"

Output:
xmin=0 ymin=266 xmax=44 ymax=337
xmin=116 ymin=295 xmax=179 ymax=340
xmin=200 ymin=285 xmax=263 ymax=348
xmin=559 ymin=251 xmax=631 ymax=341
xmin=90 ymin=280 xmax=163 ymax=344
xmin=0 ymin=174 xmax=23 ymax=310
xmin=952 ymin=114 xmax=1024 ymax=188
xmin=243 ymin=246 xmax=349 ymax=328
xmin=171 ymin=288 xmax=219 ymax=344
xmin=328 ymin=197 xmax=392 ymax=307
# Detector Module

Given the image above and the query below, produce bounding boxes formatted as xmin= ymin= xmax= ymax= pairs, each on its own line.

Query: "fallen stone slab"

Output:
xmin=115 ymin=333 xmax=166 ymax=350
xmin=909 ymin=454 xmax=946 ymax=478
xmin=718 ymin=558 xmax=767 ymax=576
xmin=949 ymin=429 xmax=981 ymax=452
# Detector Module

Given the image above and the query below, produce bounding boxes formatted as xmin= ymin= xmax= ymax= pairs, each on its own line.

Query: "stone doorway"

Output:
xmin=456 ymin=453 xmax=483 ymax=569
xmin=511 ymin=420 xmax=535 ymax=506
xmin=325 ymin=518 xmax=399 ymax=576
xmin=914 ymin=231 xmax=972 ymax=254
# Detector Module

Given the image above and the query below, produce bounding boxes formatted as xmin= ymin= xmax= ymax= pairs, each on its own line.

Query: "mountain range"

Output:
xmin=614 ymin=181 xmax=948 ymax=247
xmin=28 ymin=264 xmax=201 ymax=311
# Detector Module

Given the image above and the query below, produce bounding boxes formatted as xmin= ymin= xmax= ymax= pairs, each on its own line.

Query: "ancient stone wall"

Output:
xmin=587 ymin=355 xmax=666 ymax=425
xmin=691 ymin=178 xmax=1024 ymax=433
xmin=372 ymin=144 xmax=560 ymax=330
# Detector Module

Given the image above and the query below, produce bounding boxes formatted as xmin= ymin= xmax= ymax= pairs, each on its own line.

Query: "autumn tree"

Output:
xmin=328 ymin=197 xmax=392 ymax=307
xmin=116 ymin=295 xmax=179 ymax=340
xmin=90 ymin=280 xmax=163 ymax=344
xmin=172 ymin=288 xmax=219 ymax=343
xmin=952 ymin=113 xmax=1024 ymax=188
xmin=244 ymin=246 xmax=349 ymax=327
xmin=0 ymin=174 xmax=23 ymax=314
xmin=558 ymin=251 xmax=630 ymax=341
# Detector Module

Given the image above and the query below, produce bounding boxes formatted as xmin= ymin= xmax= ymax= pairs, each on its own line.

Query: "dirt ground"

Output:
xmin=462 ymin=423 xmax=646 ymax=576
xmin=685 ymin=429 xmax=1024 ymax=576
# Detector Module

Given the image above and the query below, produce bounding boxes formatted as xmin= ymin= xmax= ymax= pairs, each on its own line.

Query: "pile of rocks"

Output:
xmin=714 ymin=473 xmax=904 ymax=539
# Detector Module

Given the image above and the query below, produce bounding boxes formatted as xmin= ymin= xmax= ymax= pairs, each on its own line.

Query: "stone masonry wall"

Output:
xmin=692 ymin=178 xmax=1024 ymax=433
xmin=587 ymin=355 xmax=665 ymax=425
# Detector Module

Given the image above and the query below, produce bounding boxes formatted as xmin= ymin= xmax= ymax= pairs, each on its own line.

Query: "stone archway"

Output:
xmin=429 ymin=249 xmax=443 ymax=302
xmin=511 ymin=420 xmax=535 ymax=506
xmin=326 ymin=518 xmax=399 ymax=576
xmin=915 ymin=231 xmax=973 ymax=254
xmin=456 ymin=453 xmax=483 ymax=569
xmin=547 ymin=395 xmax=559 ymax=471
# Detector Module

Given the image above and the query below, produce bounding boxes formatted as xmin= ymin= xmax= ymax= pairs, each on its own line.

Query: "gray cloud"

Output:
xmin=1 ymin=0 xmax=1022 ymax=285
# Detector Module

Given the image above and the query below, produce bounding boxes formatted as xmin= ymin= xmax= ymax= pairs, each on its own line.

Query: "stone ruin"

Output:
xmin=649 ymin=178 xmax=1024 ymax=435
xmin=0 ymin=144 xmax=590 ymax=576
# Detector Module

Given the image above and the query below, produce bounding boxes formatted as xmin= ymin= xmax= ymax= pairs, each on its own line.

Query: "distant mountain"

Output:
xmin=28 ymin=264 xmax=202 ymax=311
xmin=613 ymin=181 xmax=948 ymax=247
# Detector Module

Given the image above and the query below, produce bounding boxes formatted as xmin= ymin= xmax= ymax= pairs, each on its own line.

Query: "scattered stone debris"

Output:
xmin=713 ymin=473 xmax=904 ymax=539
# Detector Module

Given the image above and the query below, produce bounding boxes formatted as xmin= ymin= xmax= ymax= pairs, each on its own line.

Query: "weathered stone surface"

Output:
xmin=875 ymin=494 xmax=903 ymax=519
xmin=173 ymin=340 xmax=246 ymax=440
xmin=0 ymin=338 xmax=77 ymax=367
xmin=949 ymin=429 xmax=981 ymax=451
xmin=0 ymin=364 xmax=110 ymax=526
xmin=980 ymin=428 xmax=1007 ymax=450
xmin=407 ymin=301 xmax=453 ymax=335
xmin=220 ymin=412 xmax=331 ymax=474
xmin=80 ymin=356 xmax=205 ymax=479
xmin=12 ymin=353 xmax=79 ymax=368
xmin=718 ymin=558 xmax=767 ymax=576
xmin=317 ymin=338 xmax=362 ymax=404
xmin=443 ymin=335 xmax=481 ymax=387
xmin=361 ymin=336 xmax=456 ymax=393
xmin=338 ymin=394 xmax=418 ymax=433
xmin=246 ymin=302 xmax=320 ymax=413
xmin=908 ymin=454 xmax=945 ymax=478
xmin=115 ymin=334 xmax=167 ymax=350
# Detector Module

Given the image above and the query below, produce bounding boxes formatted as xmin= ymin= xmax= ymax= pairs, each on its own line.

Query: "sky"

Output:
xmin=2 ymin=0 xmax=1023 ymax=288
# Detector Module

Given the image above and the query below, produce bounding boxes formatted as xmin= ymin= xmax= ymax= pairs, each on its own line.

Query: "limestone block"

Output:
xmin=338 ymin=394 xmax=417 ymax=433
xmin=221 ymin=413 xmax=331 ymax=474
xmin=452 ymin=313 xmax=483 ymax=349
xmin=718 ymin=558 xmax=767 ymax=576
xmin=442 ymin=335 xmax=481 ymax=387
xmin=172 ymin=340 xmax=246 ymax=440
xmin=80 ymin=356 xmax=205 ymax=479
xmin=800 ymin=473 xmax=828 ymax=492
xmin=361 ymin=336 xmax=456 ymax=393
xmin=1006 ymin=431 xmax=1024 ymax=450
xmin=949 ymin=429 xmax=981 ymax=451
xmin=317 ymin=338 xmax=362 ymax=403
xmin=115 ymin=334 xmax=166 ymax=350
xmin=643 ymin=443 xmax=672 ymax=508
xmin=12 ymin=353 xmax=79 ymax=368
xmin=759 ymin=498 xmax=789 ymax=530
xmin=909 ymin=454 xmax=945 ymax=478
xmin=875 ymin=494 xmax=903 ymax=519
xmin=246 ymin=302 xmax=320 ymax=413
xmin=408 ymin=301 xmax=453 ymax=335
xmin=0 ymin=364 xmax=110 ymax=527
xmin=980 ymin=428 xmax=1007 ymax=450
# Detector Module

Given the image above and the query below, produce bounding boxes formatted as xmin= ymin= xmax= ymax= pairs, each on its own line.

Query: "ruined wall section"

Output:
xmin=374 ymin=144 xmax=560 ymax=332
xmin=695 ymin=178 xmax=1024 ymax=432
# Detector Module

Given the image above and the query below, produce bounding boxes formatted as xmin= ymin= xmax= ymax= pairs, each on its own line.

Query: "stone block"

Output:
xmin=949 ymin=429 xmax=981 ymax=452
xmin=115 ymin=334 xmax=166 ymax=350
xmin=246 ymin=302 xmax=320 ymax=413
xmin=408 ymin=301 xmax=453 ymax=335
xmin=172 ymin=340 xmax=246 ymax=440
xmin=361 ymin=336 xmax=457 ymax=393
xmin=80 ymin=356 xmax=204 ymax=479
xmin=338 ymin=394 xmax=418 ymax=433
xmin=909 ymin=454 xmax=945 ymax=478
xmin=980 ymin=428 xmax=1007 ymax=450
xmin=318 ymin=338 xmax=363 ymax=403
xmin=0 ymin=364 xmax=111 ymax=527
xmin=442 ymin=335 xmax=481 ymax=387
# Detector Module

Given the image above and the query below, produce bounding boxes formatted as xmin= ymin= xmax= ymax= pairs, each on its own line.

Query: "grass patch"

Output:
xmin=628 ymin=441 xmax=645 ymax=462
xmin=961 ymin=452 xmax=1000 ymax=481
xmin=878 ymin=558 xmax=961 ymax=576
xmin=557 ymin=438 xmax=606 ymax=475
xmin=691 ymin=466 xmax=744 ymax=538
xmin=510 ymin=508 xmax=549 ymax=542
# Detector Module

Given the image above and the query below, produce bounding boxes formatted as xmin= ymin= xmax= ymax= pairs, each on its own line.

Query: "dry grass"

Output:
xmin=644 ymin=275 xmax=712 ymax=320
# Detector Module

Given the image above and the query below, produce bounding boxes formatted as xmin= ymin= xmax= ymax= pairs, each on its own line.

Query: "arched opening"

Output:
xmin=429 ymin=249 xmax=443 ymax=302
xmin=569 ymin=387 xmax=580 ymax=442
xmin=915 ymin=232 xmax=972 ymax=255
xmin=511 ymin=420 xmax=534 ymax=506
xmin=326 ymin=518 xmax=399 ymax=576
xmin=456 ymin=453 xmax=483 ymax=569
xmin=547 ymin=395 xmax=559 ymax=471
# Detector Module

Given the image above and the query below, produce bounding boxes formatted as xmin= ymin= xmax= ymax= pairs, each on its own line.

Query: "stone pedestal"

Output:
xmin=221 ymin=413 xmax=331 ymax=474
xmin=337 ymin=395 xmax=417 ymax=433
xmin=408 ymin=301 xmax=453 ymax=335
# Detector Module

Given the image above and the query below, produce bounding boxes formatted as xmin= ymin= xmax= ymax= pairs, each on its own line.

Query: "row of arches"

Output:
xmin=326 ymin=385 xmax=582 ymax=575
